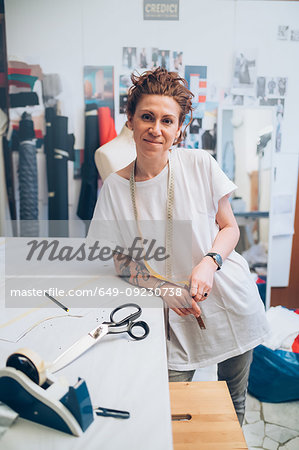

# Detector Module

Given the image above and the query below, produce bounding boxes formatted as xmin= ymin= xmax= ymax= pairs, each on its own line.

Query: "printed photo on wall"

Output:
xmin=181 ymin=101 xmax=217 ymax=157
xmin=84 ymin=66 xmax=115 ymax=118
xmin=277 ymin=25 xmax=290 ymax=40
xmin=122 ymin=47 xmax=137 ymax=71
xmin=259 ymin=97 xmax=285 ymax=116
xmin=122 ymin=47 xmax=183 ymax=75
xmin=151 ymin=48 xmax=159 ymax=69
xmin=233 ymin=95 xmax=244 ymax=105
xmin=136 ymin=47 xmax=151 ymax=70
xmin=232 ymin=50 xmax=257 ymax=95
xmin=256 ymin=76 xmax=287 ymax=99
xmin=170 ymin=51 xmax=184 ymax=76
xmin=158 ymin=50 xmax=170 ymax=70
xmin=290 ymin=29 xmax=299 ymax=41
xmin=184 ymin=65 xmax=207 ymax=107
xmin=119 ymin=73 xmax=132 ymax=114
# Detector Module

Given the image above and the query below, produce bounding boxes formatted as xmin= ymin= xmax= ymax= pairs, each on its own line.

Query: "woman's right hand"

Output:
xmin=159 ymin=283 xmax=202 ymax=317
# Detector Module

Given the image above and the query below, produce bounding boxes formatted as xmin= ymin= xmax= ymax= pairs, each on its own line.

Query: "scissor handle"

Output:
xmin=110 ymin=303 xmax=142 ymax=326
xmin=127 ymin=320 xmax=150 ymax=340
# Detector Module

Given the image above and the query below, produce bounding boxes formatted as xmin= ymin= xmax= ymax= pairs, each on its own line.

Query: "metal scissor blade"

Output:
xmin=50 ymin=324 xmax=109 ymax=373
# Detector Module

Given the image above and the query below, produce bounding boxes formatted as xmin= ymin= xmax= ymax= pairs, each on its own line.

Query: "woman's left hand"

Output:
xmin=189 ymin=257 xmax=218 ymax=302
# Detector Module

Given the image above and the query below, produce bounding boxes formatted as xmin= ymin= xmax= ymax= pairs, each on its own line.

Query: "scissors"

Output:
xmin=50 ymin=303 xmax=150 ymax=374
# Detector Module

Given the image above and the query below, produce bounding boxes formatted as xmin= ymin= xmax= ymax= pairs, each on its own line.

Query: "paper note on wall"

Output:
xmin=271 ymin=194 xmax=294 ymax=236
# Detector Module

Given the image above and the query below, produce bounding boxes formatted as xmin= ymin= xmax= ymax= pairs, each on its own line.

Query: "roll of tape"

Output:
xmin=6 ymin=348 xmax=47 ymax=386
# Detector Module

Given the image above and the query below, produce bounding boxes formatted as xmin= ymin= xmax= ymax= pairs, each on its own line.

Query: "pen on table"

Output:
xmin=45 ymin=292 xmax=69 ymax=312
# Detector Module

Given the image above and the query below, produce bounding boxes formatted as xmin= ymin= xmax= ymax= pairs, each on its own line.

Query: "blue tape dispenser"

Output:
xmin=0 ymin=348 xmax=94 ymax=436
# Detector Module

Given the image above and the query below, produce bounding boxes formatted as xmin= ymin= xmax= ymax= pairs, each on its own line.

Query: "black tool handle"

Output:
xmin=127 ymin=320 xmax=150 ymax=340
xmin=109 ymin=303 xmax=141 ymax=326
xmin=95 ymin=407 xmax=130 ymax=419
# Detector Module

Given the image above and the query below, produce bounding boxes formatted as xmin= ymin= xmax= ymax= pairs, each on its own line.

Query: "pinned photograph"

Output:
xmin=259 ymin=97 xmax=285 ymax=119
xmin=290 ymin=29 xmax=299 ymax=41
xmin=184 ymin=65 xmax=207 ymax=106
xmin=122 ymin=47 xmax=137 ymax=71
xmin=83 ymin=66 xmax=114 ymax=113
xmin=137 ymin=48 xmax=150 ymax=70
xmin=257 ymin=76 xmax=287 ymax=99
xmin=119 ymin=74 xmax=132 ymax=114
xmin=266 ymin=77 xmax=278 ymax=97
xmin=233 ymin=95 xmax=244 ymax=105
xmin=256 ymin=76 xmax=266 ymax=98
xmin=232 ymin=50 xmax=257 ymax=95
xmin=277 ymin=25 xmax=289 ymax=40
xmin=158 ymin=50 xmax=170 ymax=70
xmin=170 ymin=51 xmax=183 ymax=76
xmin=151 ymin=48 xmax=159 ymax=69
xmin=277 ymin=77 xmax=287 ymax=97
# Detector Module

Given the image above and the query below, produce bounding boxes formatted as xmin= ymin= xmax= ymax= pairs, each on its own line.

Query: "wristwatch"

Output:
xmin=205 ymin=253 xmax=222 ymax=270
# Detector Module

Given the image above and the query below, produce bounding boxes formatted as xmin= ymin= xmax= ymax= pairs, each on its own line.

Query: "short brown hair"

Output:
xmin=126 ymin=67 xmax=194 ymax=144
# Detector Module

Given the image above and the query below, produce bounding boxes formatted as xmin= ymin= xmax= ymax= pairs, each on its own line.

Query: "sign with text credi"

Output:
xmin=144 ymin=0 xmax=179 ymax=20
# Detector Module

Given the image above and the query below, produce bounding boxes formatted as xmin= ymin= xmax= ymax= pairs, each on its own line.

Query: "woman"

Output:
xmin=89 ymin=68 xmax=269 ymax=425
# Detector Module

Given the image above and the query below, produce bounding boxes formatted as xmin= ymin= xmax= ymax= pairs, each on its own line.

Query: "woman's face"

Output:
xmin=127 ymin=94 xmax=182 ymax=159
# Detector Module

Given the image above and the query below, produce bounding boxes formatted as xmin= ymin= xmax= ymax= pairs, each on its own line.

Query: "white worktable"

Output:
xmin=0 ymin=238 xmax=173 ymax=450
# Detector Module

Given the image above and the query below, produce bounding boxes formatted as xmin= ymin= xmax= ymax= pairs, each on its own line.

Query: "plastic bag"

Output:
xmin=248 ymin=344 xmax=299 ymax=403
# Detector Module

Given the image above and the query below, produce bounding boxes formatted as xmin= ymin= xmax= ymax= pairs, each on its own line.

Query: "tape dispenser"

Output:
xmin=0 ymin=348 xmax=94 ymax=436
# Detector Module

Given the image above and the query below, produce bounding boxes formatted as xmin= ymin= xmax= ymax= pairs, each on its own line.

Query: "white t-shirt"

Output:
xmin=90 ymin=148 xmax=269 ymax=369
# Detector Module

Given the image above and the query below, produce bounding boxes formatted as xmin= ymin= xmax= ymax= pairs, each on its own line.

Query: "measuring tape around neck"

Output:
xmin=130 ymin=152 xmax=185 ymax=284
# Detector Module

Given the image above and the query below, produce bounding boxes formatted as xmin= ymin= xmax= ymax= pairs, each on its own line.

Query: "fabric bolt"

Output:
xmin=89 ymin=148 xmax=269 ymax=369
xmin=9 ymin=85 xmax=31 ymax=94
xmin=2 ymin=136 xmax=17 ymax=234
xmin=8 ymin=80 xmax=32 ymax=89
xmin=77 ymin=109 xmax=99 ymax=222
xmin=85 ymin=102 xmax=99 ymax=112
xmin=8 ymin=61 xmax=43 ymax=80
xmin=0 ymin=109 xmax=8 ymax=235
xmin=44 ymin=107 xmax=56 ymax=228
xmin=50 ymin=114 xmax=70 ymax=236
xmin=8 ymin=74 xmax=38 ymax=90
xmin=7 ymin=68 xmax=31 ymax=75
xmin=18 ymin=112 xmax=39 ymax=237
xmin=9 ymin=92 xmax=39 ymax=108
xmin=97 ymin=106 xmax=117 ymax=147
xmin=19 ymin=113 xmax=35 ymax=140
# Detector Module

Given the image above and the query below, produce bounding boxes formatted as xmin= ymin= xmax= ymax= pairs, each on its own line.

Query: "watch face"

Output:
xmin=214 ymin=254 xmax=222 ymax=267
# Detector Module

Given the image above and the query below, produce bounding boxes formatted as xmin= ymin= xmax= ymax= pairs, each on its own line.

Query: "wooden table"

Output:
xmin=169 ymin=381 xmax=248 ymax=449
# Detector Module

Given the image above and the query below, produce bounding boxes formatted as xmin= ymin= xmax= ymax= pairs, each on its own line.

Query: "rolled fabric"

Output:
xmin=18 ymin=112 xmax=39 ymax=237
xmin=51 ymin=115 xmax=70 ymax=237
xmin=44 ymin=107 xmax=56 ymax=230
xmin=77 ymin=108 xmax=99 ymax=223
xmin=10 ymin=92 xmax=39 ymax=108
xmin=8 ymin=61 xmax=43 ymax=80
xmin=97 ymin=106 xmax=117 ymax=146
xmin=8 ymin=74 xmax=38 ymax=90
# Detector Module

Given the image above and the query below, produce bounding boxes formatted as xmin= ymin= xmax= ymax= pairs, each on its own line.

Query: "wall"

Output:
xmin=3 ymin=0 xmax=299 ymax=291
